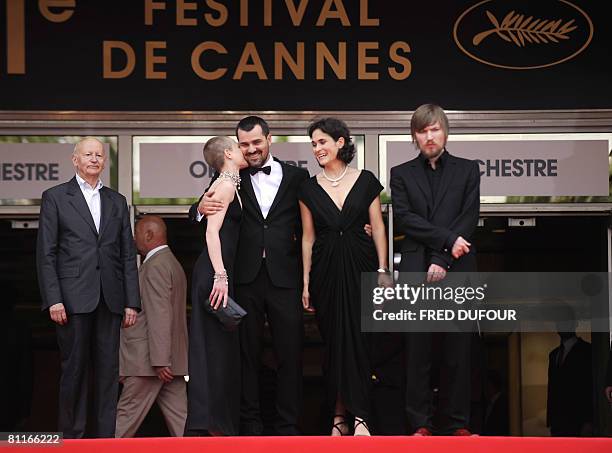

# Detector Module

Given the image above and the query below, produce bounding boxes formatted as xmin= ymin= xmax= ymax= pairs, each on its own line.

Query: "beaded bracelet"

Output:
xmin=213 ymin=270 xmax=229 ymax=285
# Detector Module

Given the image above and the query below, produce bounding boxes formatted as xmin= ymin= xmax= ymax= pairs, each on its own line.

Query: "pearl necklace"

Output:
xmin=219 ymin=171 xmax=241 ymax=190
xmin=322 ymin=165 xmax=348 ymax=187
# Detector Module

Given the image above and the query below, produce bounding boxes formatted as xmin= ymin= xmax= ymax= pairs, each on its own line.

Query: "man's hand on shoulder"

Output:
xmin=198 ymin=189 xmax=225 ymax=217
xmin=49 ymin=303 xmax=68 ymax=325
xmin=122 ymin=307 xmax=138 ymax=328
xmin=426 ymin=263 xmax=447 ymax=283
xmin=451 ymin=236 xmax=471 ymax=259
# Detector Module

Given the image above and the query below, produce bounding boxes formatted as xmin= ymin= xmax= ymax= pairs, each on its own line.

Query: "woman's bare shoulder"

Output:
xmin=211 ymin=179 xmax=236 ymax=201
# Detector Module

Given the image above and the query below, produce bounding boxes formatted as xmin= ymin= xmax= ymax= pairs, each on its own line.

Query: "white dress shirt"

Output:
xmin=75 ymin=173 xmax=103 ymax=232
xmin=251 ymin=154 xmax=283 ymax=219
xmin=143 ymin=244 xmax=169 ymax=264
xmin=196 ymin=155 xmax=282 ymax=222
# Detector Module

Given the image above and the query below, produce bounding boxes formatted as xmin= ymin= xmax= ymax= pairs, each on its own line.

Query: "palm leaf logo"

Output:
xmin=473 ymin=10 xmax=578 ymax=47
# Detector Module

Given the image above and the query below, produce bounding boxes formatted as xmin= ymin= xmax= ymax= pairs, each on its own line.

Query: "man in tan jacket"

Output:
xmin=116 ymin=215 xmax=188 ymax=437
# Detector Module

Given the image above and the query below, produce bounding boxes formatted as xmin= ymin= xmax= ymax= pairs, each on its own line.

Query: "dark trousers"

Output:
xmin=236 ymin=262 xmax=303 ymax=435
xmin=55 ymin=296 xmax=122 ymax=438
xmin=405 ymin=332 xmax=471 ymax=433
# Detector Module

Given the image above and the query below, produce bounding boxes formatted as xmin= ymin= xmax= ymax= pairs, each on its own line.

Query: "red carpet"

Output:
xmin=7 ymin=436 xmax=612 ymax=453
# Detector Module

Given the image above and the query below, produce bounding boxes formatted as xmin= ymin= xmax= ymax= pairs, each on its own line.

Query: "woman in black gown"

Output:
xmin=185 ymin=136 xmax=247 ymax=436
xmin=299 ymin=118 xmax=391 ymax=436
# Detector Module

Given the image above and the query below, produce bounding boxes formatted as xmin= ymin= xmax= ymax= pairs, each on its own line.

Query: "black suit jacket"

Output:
xmin=37 ymin=177 xmax=140 ymax=315
xmin=546 ymin=337 xmax=593 ymax=433
xmin=390 ymin=152 xmax=480 ymax=272
xmin=190 ymin=159 xmax=309 ymax=288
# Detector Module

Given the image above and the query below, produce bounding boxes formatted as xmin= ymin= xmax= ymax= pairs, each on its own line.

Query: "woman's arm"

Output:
xmin=369 ymin=197 xmax=393 ymax=287
xmin=368 ymin=196 xmax=388 ymax=271
xmin=205 ymin=180 xmax=234 ymax=310
xmin=299 ymin=200 xmax=316 ymax=312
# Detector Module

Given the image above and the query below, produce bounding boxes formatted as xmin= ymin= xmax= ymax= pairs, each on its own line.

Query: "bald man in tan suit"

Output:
xmin=116 ymin=216 xmax=188 ymax=437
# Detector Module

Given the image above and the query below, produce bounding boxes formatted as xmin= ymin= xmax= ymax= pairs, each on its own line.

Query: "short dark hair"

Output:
xmin=410 ymin=104 xmax=449 ymax=142
xmin=307 ymin=117 xmax=356 ymax=164
xmin=236 ymin=116 xmax=270 ymax=138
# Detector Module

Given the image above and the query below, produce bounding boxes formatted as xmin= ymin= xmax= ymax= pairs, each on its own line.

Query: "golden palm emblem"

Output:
xmin=473 ymin=10 xmax=577 ymax=46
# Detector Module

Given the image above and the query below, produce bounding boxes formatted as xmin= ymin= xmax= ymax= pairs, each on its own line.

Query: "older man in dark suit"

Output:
xmin=37 ymin=137 xmax=140 ymax=438
xmin=390 ymin=104 xmax=480 ymax=436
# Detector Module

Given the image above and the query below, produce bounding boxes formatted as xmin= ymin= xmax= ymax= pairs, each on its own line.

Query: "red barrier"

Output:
xmin=4 ymin=436 xmax=611 ymax=453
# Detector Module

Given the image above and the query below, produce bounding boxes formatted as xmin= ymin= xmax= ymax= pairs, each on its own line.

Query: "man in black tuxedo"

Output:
xmin=190 ymin=116 xmax=308 ymax=435
xmin=390 ymin=104 xmax=480 ymax=435
xmin=37 ymin=137 xmax=140 ymax=438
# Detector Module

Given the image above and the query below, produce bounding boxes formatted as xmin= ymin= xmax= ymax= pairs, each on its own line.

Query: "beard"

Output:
xmin=417 ymin=142 xmax=445 ymax=160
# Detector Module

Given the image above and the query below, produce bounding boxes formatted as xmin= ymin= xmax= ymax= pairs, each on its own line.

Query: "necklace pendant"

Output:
xmin=331 ymin=181 xmax=339 ymax=187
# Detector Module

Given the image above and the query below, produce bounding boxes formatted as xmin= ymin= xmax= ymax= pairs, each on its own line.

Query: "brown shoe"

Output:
xmin=413 ymin=427 xmax=433 ymax=436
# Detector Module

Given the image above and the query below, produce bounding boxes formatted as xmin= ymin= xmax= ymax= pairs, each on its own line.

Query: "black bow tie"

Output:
xmin=249 ymin=165 xmax=271 ymax=176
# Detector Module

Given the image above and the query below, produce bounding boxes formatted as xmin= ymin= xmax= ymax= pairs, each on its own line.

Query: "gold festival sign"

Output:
xmin=453 ymin=0 xmax=594 ymax=70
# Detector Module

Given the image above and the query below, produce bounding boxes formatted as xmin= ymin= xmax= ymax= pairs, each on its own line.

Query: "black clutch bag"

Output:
xmin=204 ymin=295 xmax=247 ymax=331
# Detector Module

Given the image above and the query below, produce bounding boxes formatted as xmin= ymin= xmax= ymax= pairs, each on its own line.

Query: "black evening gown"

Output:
xmin=185 ymin=195 xmax=242 ymax=435
xmin=298 ymin=170 xmax=383 ymax=420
